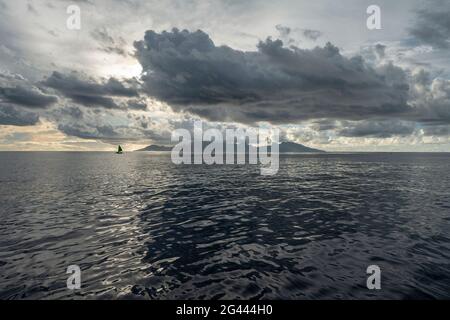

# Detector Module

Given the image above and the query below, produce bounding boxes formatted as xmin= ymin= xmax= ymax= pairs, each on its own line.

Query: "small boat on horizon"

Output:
xmin=116 ymin=145 xmax=123 ymax=154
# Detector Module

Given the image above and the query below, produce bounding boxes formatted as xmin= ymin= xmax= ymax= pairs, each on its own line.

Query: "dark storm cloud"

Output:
xmin=0 ymin=104 xmax=39 ymax=126
xmin=409 ymin=0 xmax=450 ymax=49
xmin=134 ymin=29 xmax=411 ymax=124
xmin=42 ymin=71 xmax=139 ymax=109
xmin=0 ymin=85 xmax=58 ymax=108
xmin=70 ymin=95 xmax=119 ymax=109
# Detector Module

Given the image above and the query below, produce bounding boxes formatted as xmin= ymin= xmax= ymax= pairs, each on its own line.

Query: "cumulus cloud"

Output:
xmin=134 ymin=29 xmax=411 ymax=124
xmin=408 ymin=73 xmax=450 ymax=124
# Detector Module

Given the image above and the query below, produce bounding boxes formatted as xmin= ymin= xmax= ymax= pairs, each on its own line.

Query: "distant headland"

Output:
xmin=136 ymin=141 xmax=325 ymax=153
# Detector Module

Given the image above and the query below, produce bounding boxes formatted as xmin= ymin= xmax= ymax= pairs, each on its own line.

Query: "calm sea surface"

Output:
xmin=1 ymin=152 xmax=450 ymax=299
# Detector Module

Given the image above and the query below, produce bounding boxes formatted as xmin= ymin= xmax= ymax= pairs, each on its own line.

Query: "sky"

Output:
xmin=1 ymin=0 xmax=450 ymax=151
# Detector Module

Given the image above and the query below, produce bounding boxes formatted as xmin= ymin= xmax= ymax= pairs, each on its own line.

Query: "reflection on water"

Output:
xmin=1 ymin=152 xmax=450 ymax=299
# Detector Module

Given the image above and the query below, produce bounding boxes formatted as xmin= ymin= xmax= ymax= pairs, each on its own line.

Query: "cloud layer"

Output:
xmin=1 ymin=0 xmax=450 ymax=151
xmin=409 ymin=0 xmax=450 ymax=49
xmin=0 ymin=105 xmax=39 ymax=126
xmin=43 ymin=72 xmax=139 ymax=109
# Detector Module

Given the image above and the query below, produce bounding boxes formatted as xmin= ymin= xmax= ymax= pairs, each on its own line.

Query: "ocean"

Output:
xmin=1 ymin=152 xmax=450 ymax=299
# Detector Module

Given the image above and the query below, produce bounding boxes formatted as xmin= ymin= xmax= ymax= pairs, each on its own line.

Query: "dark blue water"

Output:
xmin=1 ymin=152 xmax=450 ymax=299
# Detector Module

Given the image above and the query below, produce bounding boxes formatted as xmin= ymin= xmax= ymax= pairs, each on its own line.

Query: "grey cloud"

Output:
xmin=409 ymin=77 xmax=450 ymax=125
xmin=311 ymin=119 xmax=339 ymax=131
xmin=42 ymin=71 xmax=139 ymax=109
xmin=0 ymin=85 xmax=58 ymax=108
xmin=276 ymin=25 xmax=322 ymax=42
xmin=422 ymin=124 xmax=450 ymax=136
xmin=47 ymin=104 xmax=85 ymax=124
xmin=302 ymin=29 xmax=322 ymax=41
xmin=374 ymin=44 xmax=386 ymax=59
xmin=412 ymin=69 xmax=431 ymax=87
xmin=359 ymin=44 xmax=388 ymax=65
xmin=91 ymin=27 xmax=116 ymax=45
xmin=49 ymin=101 xmax=169 ymax=143
xmin=275 ymin=24 xmax=291 ymax=37
xmin=338 ymin=120 xmax=416 ymax=138
xmin=409 ymin=1 xmax=450 ymax=49
xmin=57 ymin=123 xmax=118 ymax=140
xmin=102 ymin=46 xmax=127 ymax=57
xmin=0 ymin=104 xmax=39 ymax=126
xmin=127 ymin=98 xmax=147 ymax=110
xmin=134 ymin=29 xmax=411 ymax=124
xmin=27 ymin=3 xmax=39 ymax=15
xmin=61 ymin=106 xmax=83 ymax=119
xmin=91 ymin=27 xmax=128 ymax=57
xmin=106 ymin=78 xmax=140 ymax=96
xmin=71 ymin=95 xmax=119 ymax=109
xmin=58 ymin=121 xmax=170 ymax=144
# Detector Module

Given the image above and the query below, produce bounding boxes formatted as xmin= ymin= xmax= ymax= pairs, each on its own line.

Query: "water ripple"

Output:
xmin=1 ymin=152 xmax=450 ymax=299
